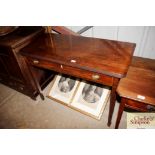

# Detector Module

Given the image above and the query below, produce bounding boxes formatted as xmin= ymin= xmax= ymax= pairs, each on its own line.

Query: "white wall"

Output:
xmin=142 ymin=27 xmax=155 ymax=58
xmin=67 ymin=26 xmax=155 ymax=59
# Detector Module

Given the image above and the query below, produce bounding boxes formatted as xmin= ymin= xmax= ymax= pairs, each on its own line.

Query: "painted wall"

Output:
xmin=67 ymin=26 xmax=155 ymax=59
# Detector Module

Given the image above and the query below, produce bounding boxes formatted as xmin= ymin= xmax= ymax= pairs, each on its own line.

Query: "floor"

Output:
xmin=0 ymin=81 xmax=126 ymax=129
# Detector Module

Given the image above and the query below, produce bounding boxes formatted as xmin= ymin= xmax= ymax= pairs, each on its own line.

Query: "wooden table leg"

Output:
xmin=115 ymin=97 xmax=126 ymax=129
xmin=108 ymin=78 xmax=119 ymax=126
xmin=27 ymin=61 xmax=45 ymax=100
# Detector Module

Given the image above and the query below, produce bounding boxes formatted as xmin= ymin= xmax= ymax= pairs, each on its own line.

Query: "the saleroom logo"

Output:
xmin=127 ymin=113 xmax=155 ymax=129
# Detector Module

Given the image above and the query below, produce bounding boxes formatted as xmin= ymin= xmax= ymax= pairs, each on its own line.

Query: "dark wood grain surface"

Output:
xmin=117 ymin=56 xmax=155 ymax=106
xmin=0 ymin=26 xmax=44 ymax=48
xmin=20 ymin=33 xmax=136 ymax=126
xmin=0 ymin=27 xmax=54 ymax=99
xmin=115 ymin=56 xmax=155 ymax=128
xmin=20 ymin=33 xmax=136 ymax=78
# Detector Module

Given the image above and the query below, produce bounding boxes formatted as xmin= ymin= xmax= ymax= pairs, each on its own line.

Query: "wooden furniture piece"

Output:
xmin=115 ymin=56 xmax=155 ymax=129
xmin=20 ymin=33 xmax=136 ymax=125
xmin=0 ymin=26 xmax=54 ymax=99
xmin=0 ymin=26 xmax=18 ymax=36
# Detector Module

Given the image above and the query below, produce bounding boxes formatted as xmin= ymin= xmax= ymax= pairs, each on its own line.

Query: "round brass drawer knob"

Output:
xmin=92 ymin=74 xmax=100 ymax=80
xmin=33 ymin=60 xmax=39 ymax=64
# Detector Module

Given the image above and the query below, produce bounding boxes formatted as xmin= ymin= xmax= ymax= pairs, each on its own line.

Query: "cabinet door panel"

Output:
xmin=0 ymin=56 xmax=8 ymax=76
xmin=0 ymin=53 xmax=23 ymax=83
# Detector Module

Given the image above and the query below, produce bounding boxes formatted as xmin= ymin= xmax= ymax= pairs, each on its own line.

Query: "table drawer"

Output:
xmin=125 ymin=99 xmax=155 ymax=112
xmin=28 ymin=58 xmax=113 ymax=86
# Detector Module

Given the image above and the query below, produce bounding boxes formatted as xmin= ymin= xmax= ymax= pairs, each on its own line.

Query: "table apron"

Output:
xmin=27 ymin=58 xmax=114 ymax=86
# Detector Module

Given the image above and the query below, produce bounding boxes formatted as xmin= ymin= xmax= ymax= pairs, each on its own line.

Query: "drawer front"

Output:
xmin=28 ymin=58 xmax=113 ymax=86
xmin=125 ymin=99 xmax=155 ymax=112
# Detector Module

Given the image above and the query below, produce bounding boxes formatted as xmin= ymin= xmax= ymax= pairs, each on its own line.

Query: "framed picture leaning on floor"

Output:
xmin=71 ymin=81 xmax=111 ymax=120
xmin=48 ymin=74 xmax=80 ymax=105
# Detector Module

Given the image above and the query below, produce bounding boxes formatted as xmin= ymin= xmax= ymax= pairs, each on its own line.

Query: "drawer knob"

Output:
xmin=92 ymin=74 xmax=100 ymax=80
xmin=33 ymin=60 xmax=39 ymax=64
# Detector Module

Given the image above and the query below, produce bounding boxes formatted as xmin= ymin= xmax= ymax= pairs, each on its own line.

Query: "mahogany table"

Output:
xmin=20 ymin=33 xmax=136 ymax=126
xmin=115 ymin=56 xmax=155 ymax=129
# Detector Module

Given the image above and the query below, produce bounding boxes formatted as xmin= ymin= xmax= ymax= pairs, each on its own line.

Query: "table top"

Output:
xmin=20 ymin=33 xmax=136 ymax=78
xmin=117 ymin=56 xmax=155 ymax=105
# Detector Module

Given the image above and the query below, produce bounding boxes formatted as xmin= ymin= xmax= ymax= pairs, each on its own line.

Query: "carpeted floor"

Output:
xmin=0 ymin=81 xmax=126 ymax=129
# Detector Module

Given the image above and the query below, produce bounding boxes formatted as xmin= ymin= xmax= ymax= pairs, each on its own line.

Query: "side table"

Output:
xmin=115 ymin=56 xmax=155 ymax=129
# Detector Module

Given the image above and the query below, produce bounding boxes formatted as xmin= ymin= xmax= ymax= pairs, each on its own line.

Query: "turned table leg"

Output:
xmin=115 ymin=97 xmax=126 ymax=129
xmin=108 ymin=78 xmax=120 ymax=126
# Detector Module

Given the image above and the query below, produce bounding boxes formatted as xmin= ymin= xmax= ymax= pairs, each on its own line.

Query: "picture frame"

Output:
xmin=71 ymin=81 xmax=110 ymax=120
xmin=47 ymin=74 xmax=80 ymax=105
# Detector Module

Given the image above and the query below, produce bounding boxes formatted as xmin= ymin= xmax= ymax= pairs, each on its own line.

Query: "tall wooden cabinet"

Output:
xmin=0 ymin=26 xmax=54 ymax=99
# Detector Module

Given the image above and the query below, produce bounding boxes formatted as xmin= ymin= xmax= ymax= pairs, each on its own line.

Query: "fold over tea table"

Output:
xmin=20 ymin=33 xmax=136 ymax=126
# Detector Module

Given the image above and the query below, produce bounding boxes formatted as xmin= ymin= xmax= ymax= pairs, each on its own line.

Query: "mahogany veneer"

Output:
xmin=0 ymin=27 xmax=54 ymax=99
xmin=20 ymin=33 xmax=136 ymax=125
xmin=115 ymin=56 xmax=155 ymax=128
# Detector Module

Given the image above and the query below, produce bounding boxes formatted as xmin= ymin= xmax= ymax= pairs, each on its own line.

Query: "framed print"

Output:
xmin=71 ymin=81 xmax=110 ymax=120
xmin=48 ymin=74 xmax=80 ymax=105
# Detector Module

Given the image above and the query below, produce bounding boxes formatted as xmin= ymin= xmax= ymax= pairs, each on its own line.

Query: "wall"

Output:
xmin=67 ymin=26 xmax=155 ymax=59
